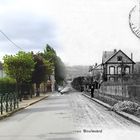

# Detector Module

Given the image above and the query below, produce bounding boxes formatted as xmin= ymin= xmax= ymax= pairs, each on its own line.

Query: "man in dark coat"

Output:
xmin=91 ymin=82 xmax=95 ymax=98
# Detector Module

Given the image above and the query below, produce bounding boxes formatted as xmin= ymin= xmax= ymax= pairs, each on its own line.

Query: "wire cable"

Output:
xmin=0 ymin=30 xmax=23 ymax=50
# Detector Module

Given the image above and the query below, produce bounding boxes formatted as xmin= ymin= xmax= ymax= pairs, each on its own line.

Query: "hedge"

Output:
xmin=0 ymin=77 xmax=16 ymax=94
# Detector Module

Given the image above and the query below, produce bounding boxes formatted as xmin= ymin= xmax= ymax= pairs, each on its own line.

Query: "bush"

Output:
xmin=0 ymin=77 xmax=16 ymax=94
xmin=112 ymin=101 xmax=140 ymax=115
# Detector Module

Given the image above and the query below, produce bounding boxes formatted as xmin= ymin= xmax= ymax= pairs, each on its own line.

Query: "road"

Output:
xmin=0 ymin=91 xmax=140 ymax=140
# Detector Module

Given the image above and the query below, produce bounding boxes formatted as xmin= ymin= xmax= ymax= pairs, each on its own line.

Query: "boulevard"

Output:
xmin=0 ymin=91 xmax=140 ymax=140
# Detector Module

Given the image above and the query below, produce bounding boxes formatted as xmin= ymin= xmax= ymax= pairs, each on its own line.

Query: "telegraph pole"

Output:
xmin=120 ymin=60 xmax=125 ymax=100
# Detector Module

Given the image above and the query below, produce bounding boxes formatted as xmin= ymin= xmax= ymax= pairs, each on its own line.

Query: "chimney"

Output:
xmin=104 ymin=51 xmax=107 ymax=58
xmin=131 ymin=53 xmax=133 ymax=60
xmin=114 ymin=49 xmax=117 ymax=53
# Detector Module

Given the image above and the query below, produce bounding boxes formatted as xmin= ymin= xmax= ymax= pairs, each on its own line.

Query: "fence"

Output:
xmin=0 ymin=78 xmax=16 ymax=94
xmin=100 ymin=84 xmax=129 ymax=98
xmin=0 ymin=92 xmax=19 ymax=115
xmin=93 ymin=81 xmax=140 ymax=105
xmin=101 ymin=81 xmax=140 ymax=98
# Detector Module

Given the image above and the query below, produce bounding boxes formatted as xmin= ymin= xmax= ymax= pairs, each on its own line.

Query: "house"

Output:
xmin=89 ymin=64 xmax=103 ymax=82
xmin=102 ymin=49 xmax=135 ymax=81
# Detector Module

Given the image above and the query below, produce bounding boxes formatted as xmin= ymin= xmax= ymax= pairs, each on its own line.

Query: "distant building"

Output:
xmin=102 ymin=49 xmax=135 ymax=81
xmin=46 ymin=69 xmax=55 ymax=92
xmin=50 ymin=69 xmax=55 ymax=92
xmin=89 ymin=64 xmax=103 ymax=82
xmin=0 ymin=62 xmax=6 ymax=78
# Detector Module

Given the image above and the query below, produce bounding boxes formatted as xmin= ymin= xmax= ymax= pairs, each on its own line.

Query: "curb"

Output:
xmin=24 ymin=95 xmax=49 ymax=107
xmin=82 ymin=93 xmax=140 ymax=126
xmin=0 ymin=95 xmax=49 ymax=120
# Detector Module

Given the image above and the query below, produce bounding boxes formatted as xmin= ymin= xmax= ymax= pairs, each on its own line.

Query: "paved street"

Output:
xmin=0 ymin=92 xmax=140 ymax=140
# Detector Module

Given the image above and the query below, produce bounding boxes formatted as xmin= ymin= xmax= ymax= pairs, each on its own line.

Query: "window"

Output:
xmin=109 ymin=66 xmax=115 ymax=74
xmin=109 ymin=77 xmax=114 ymax=81
xmin=125 ymin=66 xmax=130 ymax=74
xmin=117 ymin=66 xmax=121 ymax=74
xmin=117 ymin=56 xmax=122 ymax=61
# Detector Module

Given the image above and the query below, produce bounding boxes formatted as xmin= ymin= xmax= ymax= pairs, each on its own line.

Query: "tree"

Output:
xmin=45 ymin=59 xmax=54 ymax=78
xmin=42 ymin=44 xmax=57 ymax=66
xmin=71 ymin=76 xmax=84 ymax=91
xmin=42 ymin=44 xmax=66 ymax=86
xmin=41 ymin=44 xmax=56 ymax=79
xmin=3 ymin=51 xmax=35 ymax=100
xmin=31 ymin=53 xmax=47 ymax=96
xmin=55 ymin=56 xmax=66 ymax=85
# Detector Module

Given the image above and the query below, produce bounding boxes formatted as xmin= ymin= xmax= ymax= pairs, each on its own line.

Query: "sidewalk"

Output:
xmin=82 ymin=92 xmax=140 ymax=126
xmin=0 ymin=93 xmax=50 ymax=120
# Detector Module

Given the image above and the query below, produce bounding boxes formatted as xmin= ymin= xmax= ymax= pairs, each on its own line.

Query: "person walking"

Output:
xmin=91 ymin=82 xmax=95 ymax=98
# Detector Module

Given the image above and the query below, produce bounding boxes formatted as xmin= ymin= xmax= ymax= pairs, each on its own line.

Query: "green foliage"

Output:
xmin=32 ymin=54 xmax=47 ymax=84
xmin=42 ymin=44 xmax=57 ymax=66
xmin=42 ymin=44 xmax=66 ymax=84
xmin=3 ymin=51 xmax=35 ymax=83
xmin=40 ymin=44 xmax=56 ymax=78
xmin=71 ymin=76 xmax=84 ymax=91
xmin=0 ymin=77 xmax=16 ymax=94
xmin=55 ymin=56 xmax=66 ymax=85
xmin=45 ymin=59 xmax=54 ymax=76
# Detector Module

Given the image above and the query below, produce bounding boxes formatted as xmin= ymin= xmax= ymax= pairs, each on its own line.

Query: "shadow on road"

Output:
xmin=19 ymin=106 xmax=70 ymax=114
xmin=44 ymin=96 xmax=67 ymax=101
xmin=46 ymin=138 xmax=79 ymax=140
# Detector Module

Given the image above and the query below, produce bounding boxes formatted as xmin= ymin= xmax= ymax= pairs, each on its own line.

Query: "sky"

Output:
xmin=0 ymin=0 xmax=140 ymax=66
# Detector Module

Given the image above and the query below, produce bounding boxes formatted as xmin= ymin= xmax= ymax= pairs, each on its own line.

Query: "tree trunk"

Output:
xmin=36 ymin=83 xmax=40 ymax=96
xmin=16 ymin=82 xmax=22 ymax=101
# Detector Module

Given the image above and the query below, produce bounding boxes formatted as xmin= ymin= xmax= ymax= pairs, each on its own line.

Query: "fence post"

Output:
xmin=0 ymin=95 xmax=3 ymax=115
xmin=14 ymin=92 xmax=19 ymax=109
xmin=6 ymin=93 xmax=8 ymax=112
xmin=16 ymin=93 xmax=19 ymax=108
xmin=10 ymin=93 xmax=13 ymax=111
xmin=14 ymin=93 xmax=16 ymax=109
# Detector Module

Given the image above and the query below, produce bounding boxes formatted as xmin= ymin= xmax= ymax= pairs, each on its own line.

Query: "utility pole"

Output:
xmin=119 ymin=60 xmax=126 ymax=100
xmin=121 ymin=61 xmax=124 ymax=100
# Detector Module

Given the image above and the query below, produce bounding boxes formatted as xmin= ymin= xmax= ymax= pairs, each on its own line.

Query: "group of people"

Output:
xmin=90 ymin=80 xmax=99 ymax=98
xmin=81 ymin=80 xmax=101 ymax=98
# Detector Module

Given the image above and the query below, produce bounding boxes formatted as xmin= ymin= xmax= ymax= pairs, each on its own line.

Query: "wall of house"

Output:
xmin=106 ymin=64 xmax=133 ymax=75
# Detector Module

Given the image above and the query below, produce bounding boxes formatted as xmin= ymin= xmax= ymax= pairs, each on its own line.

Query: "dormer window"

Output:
xmin=117 ymin=56 xmax=122 ymax=61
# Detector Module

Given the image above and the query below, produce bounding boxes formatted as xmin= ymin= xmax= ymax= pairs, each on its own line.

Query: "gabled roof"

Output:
xmin=94 ymin=64 xmax=102 ymax=70
xmin=102 ymin=51 xmax=115 ymax=64
xmin=102 ymin=50 xmax=135 ymax=64
xmin=89 ymin=64 xmax=103 ymax=72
